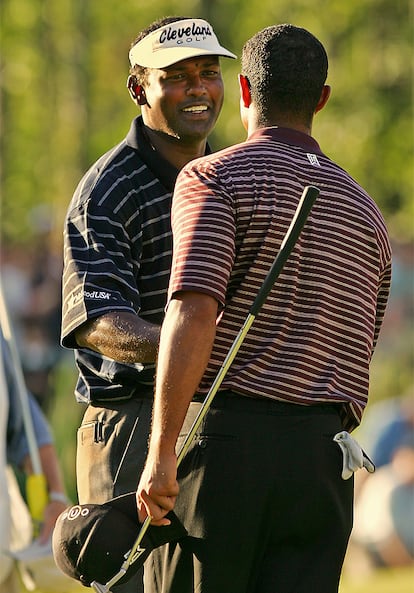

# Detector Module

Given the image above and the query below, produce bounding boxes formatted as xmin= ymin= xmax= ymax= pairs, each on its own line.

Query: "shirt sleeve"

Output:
xmin=169 ymin=162 xmax=236 ymax=307
xmin=372 ymin=244 xmax=392 ymax=353
xmin=61 ymin=197 xmax=141 ymax=348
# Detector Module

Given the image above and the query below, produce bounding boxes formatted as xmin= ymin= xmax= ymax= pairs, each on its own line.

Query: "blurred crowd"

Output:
xmin=0 ymin=220 xmax=80 ymax=590
xmin=345 ymin=391 xmax=414 ymax=575
xmin=1 ymin=233 xmax=64 ymax=414
xmin=342 ymin=242 xmax=414 ymax=576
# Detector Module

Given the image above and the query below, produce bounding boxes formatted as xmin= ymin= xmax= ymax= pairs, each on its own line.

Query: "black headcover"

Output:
xmin=52 ymin=492 xmax=187 ymax=587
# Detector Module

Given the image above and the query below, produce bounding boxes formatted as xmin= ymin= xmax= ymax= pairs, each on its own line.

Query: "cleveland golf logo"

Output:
xmin=158 ymin=22 xmax=213 ymax=45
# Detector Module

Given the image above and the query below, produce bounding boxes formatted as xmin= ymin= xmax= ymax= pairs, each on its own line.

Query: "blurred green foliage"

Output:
xmin=0 ymin=0 xmax=413 ymax=246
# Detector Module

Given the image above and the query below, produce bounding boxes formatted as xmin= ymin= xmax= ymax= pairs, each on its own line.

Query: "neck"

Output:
xmin=247 ymin=111 xmax=313 ymax=137
xmin=144 ymin=126 xmax=207 ymax=169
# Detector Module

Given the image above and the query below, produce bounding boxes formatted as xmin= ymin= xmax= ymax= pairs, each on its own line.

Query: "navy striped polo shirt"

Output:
xmin=62 ymin=116 xmax=179 ymax=403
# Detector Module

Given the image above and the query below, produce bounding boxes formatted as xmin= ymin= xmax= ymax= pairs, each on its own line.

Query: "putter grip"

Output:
xmin=250 ymin=185 xmax=319 ymax=316
xmin=26 ymin=472 xmax=49 ymax=537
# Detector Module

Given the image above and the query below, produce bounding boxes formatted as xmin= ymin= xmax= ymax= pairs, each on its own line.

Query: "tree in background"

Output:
xmin=0 ymin=0 xmax=412 ymax=244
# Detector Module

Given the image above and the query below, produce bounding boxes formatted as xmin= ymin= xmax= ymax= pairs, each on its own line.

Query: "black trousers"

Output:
xmin=144 ymin=392 xmax=354 ymax=593
xmin=76 ymin=397 xmax=153 ymax=593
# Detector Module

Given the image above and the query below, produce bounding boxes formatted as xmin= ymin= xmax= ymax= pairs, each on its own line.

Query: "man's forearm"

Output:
xmin=75 ymin=311 xmax=161 ymax=363
xmin=136 ymin=292 xmax=218 ymax=523
xmin=149 ymin=293 xmax=218 ymax=453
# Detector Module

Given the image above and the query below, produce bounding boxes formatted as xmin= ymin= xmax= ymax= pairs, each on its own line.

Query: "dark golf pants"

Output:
xmin=144 ymin=392 xmax=354 ymax=593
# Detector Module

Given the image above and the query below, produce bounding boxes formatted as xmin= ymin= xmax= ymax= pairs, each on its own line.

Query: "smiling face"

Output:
xmin=140 ymin=56 xmax=224 ymax=144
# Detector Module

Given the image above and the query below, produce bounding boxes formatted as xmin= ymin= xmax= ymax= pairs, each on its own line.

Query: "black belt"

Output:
xmin=192 ymin=390 xmax=341 ymax=416
xmin=92 ymin=385 xmax=154 ymax=404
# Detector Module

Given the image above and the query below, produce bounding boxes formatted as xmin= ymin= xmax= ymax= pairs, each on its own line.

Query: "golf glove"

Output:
xmin=333 ymin=431 xmax=375 ymax=480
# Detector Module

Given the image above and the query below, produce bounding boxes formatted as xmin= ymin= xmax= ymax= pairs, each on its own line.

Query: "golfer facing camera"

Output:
xmin=59 ymin=15 xmax=235 ymax=593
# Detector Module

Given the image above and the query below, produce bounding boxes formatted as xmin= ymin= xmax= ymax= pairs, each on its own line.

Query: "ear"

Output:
xmin=238 ymin=74 xmax=252 ymax=108
xmin=315 ymin=85 xmax=331 ymax=114
xmin=127 ymin=75 xmax=147 ymax=105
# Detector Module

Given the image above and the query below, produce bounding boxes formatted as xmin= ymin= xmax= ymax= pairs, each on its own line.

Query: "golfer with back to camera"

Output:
xmin=60 ymin=16 xmax=235 ymax=593
xmin=137 ymin=23 xmax=392 ymax=593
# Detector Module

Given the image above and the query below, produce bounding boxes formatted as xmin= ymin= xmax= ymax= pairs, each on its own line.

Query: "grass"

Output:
xmin=339 ymin=566 xmax=414 ymax=593
xmin=20 ymin=566 xmax=414 ymax=592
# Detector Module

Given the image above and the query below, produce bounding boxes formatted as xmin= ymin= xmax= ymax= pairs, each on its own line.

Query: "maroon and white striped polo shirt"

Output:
xmin=169 ymin=127 xmax=392 ymax=431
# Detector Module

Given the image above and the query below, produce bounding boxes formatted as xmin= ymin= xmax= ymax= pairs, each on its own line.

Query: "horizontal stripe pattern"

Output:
xmin=170 ymin=129 xmax=392 ymax=430
xmin=62 ymin=142 xmax=173 ymax=343
xmin=61 ymin=119 xmax=177 ymax=400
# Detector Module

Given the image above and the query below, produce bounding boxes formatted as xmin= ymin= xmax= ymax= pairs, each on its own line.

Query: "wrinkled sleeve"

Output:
xmin=61 ymin=199 xmax=141 ymax=349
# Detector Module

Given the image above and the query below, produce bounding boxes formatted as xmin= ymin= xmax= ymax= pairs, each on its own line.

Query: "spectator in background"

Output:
xmin=1 ymin=219 xmax=63 ymax=414
xmin=347 ymin=391 xmax=414 ymax=572
xmin=0 ymin=327 xmax=69 ymax=593
xmin=365 ymin=391 xmax=414 ymax=467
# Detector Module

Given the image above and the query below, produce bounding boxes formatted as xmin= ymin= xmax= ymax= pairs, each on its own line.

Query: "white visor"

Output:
xmin=129 ymin=18 xmax=236 ymax=68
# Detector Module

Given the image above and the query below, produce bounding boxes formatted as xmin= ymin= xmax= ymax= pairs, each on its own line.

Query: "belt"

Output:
xmin=92 ymin=385 xmax=154 ymax=404
xmin=192 ymin=390 xmax=341 ymax=416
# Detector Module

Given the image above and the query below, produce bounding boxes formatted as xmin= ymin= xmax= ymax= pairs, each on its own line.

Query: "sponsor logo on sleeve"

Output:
xmin=67 ymin=289 xmax=111 ymax=310
xmin=83 ymin=290 xmax=111 ymax=300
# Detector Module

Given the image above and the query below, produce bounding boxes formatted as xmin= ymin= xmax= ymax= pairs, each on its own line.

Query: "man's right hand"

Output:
xmin=136 ymin=449 xmax=179 ymax=526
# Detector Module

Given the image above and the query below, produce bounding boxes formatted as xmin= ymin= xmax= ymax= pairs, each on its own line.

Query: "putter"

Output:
xmin=91 ymin=184 xmax=320 ymax=593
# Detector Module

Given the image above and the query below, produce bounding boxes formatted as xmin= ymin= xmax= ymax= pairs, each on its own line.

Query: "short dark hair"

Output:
xmin=129 ymin=16 xmax=190 ymax=84
xmin=241 ymin=24 xmax=328 ymax=126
